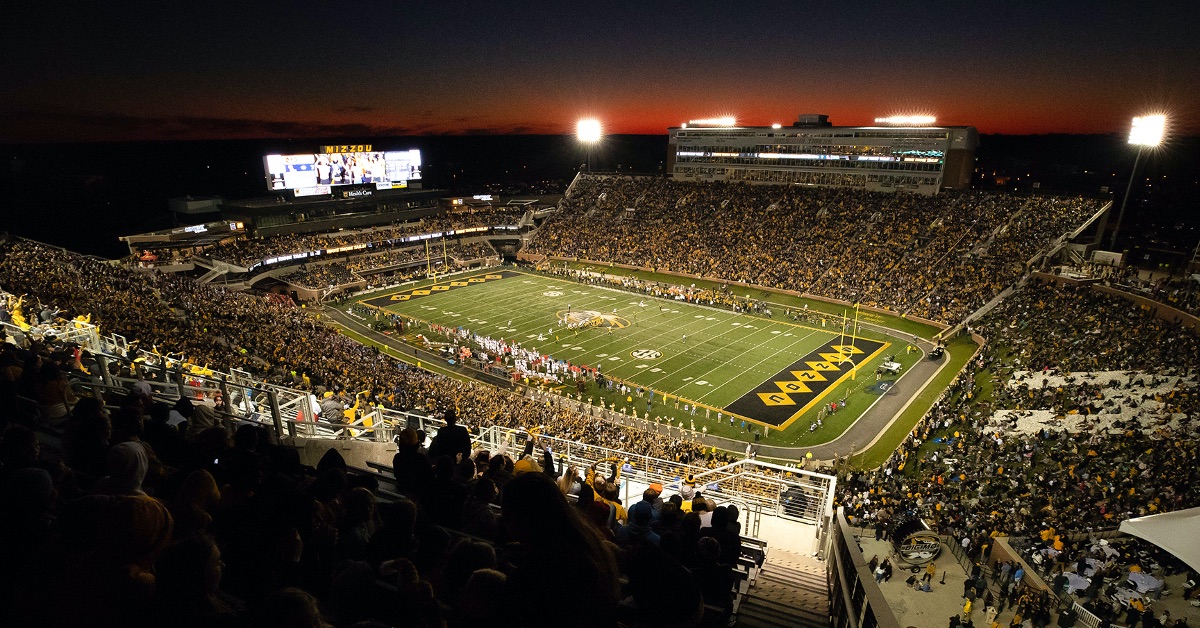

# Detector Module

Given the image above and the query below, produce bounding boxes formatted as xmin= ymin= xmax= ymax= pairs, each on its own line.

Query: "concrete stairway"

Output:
xmin=737 ymin=550 xmax=830 ymax=628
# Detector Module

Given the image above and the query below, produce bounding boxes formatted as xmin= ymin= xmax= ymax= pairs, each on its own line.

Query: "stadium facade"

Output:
xmin=667 ymin=114 xmax=978 ymax=195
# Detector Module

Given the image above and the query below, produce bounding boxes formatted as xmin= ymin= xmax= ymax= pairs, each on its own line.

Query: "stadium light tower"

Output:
xmin=576 ymin=119 xmax=602 ymax=172
xmin=874 ymin=115 xmax=937 ymax=126
xmin=1109 ymin=114 xmax=1166 ymax=250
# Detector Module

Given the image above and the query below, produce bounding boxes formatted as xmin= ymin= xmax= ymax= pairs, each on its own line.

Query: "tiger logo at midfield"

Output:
xmin=558 ymin=310 xmax=630 ymax=329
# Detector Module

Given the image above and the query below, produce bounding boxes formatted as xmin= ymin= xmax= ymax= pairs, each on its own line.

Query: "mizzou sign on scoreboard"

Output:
xmin=321 ymin=144 xmax=372 ymax=153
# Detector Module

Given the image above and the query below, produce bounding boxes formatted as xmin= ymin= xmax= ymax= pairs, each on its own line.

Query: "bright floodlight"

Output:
xmin=1128 ymin=115 xmax=1165 ymax=147
xmin=688 ymin=116 xmax=737 ymax=127
xmin=576 ymin=119 xmax=602 ymax=143
xmin=771 ymin=123 xmax=782 ymax=129
xmin=874 ymin=115 xmax=937 ymax=125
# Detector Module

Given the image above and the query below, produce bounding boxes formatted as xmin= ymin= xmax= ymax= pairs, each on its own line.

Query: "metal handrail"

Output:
xmin=470 ymin=425 xmax=831 ymax=522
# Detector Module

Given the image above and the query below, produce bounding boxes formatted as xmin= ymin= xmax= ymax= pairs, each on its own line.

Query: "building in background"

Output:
xmin=667 ymin=114 xmax=977 ymax=195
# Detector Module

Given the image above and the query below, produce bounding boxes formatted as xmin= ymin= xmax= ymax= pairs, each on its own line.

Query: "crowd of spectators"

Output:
xmin=199 ymin=223 xmax=428 ymax=267
xmin=447 ymin=242 xmax=497 ymax=262
xmin=199 ymin=211 xmax=524 ymax=268
xmin=358 ymin=269 xmax=425 ymax=292
xmin=3 ymin=203 xmax=1196 ymax=625
xmin=838 ymin=278 xmax=1199 ymax=625
xmin=527 ymin=176 xmax=1101 ymax=323
xmin=346 ymin=248 xmax=429 ymax=274
xmin=280 ymin=264 xmax=358 ymax=290
xmin=0 ymin=233 xmax=761 ymax=626
xmin=340 ymin=241 xmax=494 ymax=279
xmin=1060 ymin=263 xmax=1200 ymax=319
xmin=542 ymin=266 xmax=773 ymax=315
xmin=0 ymin=239 xmax=721 ymax=470
xmin=0 ymin=326 xmax=747 ymax=626
xmin=842 ymin=279 xmax=1198 ymax=534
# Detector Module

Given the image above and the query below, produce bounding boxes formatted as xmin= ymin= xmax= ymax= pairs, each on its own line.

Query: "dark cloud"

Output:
xmin=0 ymin=109 xmax=441 ymax=142
xmin=456 ymin=124 xmax=549 ymax=136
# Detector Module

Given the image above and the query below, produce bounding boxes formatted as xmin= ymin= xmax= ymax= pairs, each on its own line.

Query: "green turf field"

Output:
xmin=555 ymin=261 xmax=943 ymax=339
xmin=357 ymin=269 xmax=924 ymax=447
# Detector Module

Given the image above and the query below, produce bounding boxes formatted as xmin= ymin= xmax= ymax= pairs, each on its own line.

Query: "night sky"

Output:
xmin=3 ymin=1 xmax=1199 ymax=142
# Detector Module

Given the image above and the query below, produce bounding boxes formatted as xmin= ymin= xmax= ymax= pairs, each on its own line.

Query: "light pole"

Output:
xmin=1109 ymin=114 xmax=1165 ymax=251
xmin=576 ymin=119 xmax=602 ymax=172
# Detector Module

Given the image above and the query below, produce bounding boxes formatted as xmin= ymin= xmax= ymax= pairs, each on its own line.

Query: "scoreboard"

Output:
xmin=264 ymin=148 xmax=422 ymax=196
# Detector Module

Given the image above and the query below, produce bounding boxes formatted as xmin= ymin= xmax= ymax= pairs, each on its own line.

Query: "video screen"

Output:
xmin=264 ymin=149 xmax=421 ymax=192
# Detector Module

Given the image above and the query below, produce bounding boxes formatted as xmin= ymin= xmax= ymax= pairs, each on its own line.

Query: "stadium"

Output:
xmin=1 ymin=116 xmax=1198 ymax=628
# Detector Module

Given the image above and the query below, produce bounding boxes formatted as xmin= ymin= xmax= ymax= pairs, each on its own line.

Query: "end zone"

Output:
xmin=360 ymin=270 xmax=520 ymax=308
xmin=725 ymin=338 xmax=889 ymax=428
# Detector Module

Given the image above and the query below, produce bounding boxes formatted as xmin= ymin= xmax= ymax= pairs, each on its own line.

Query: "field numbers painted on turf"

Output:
xmin=522 ymin=280 xmax=534 ymax=284
xmin=783 ymin=333 xmax=793 ymax=337
xmin=608 ymin=356 xmax=621 ymax=361
xmin=771 ymin=330 xmax=781 ymax=334
xmin=731 ymin=322 xmax=741 ymax=326
xmin=420 ymin=305 xmax=436 ymax=310
xmin=543 ymin=291 xmax=563 ymax=297
xmin=704 ymin=317 xmax=715 ymax=321
xmin=649 ymin=368 xmax=663 ymax=373
xmin=694 ymin=380 xmax=710 ymax=386
xmin=694 ymin=315 xmax=704 ymax=318
xmin=743 ymin=324 xmax=755 ymax=329
xmin=636 ymin=364 xmax=649 ymax=369
xmin=683 ymin=377 xmax=694 ymax=381
xmin=596 ymin=353 xmax=608 ymax=358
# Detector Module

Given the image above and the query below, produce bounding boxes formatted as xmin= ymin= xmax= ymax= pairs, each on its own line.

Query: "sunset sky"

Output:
xmin=4 ymin=1 xmax=1198 ymax=142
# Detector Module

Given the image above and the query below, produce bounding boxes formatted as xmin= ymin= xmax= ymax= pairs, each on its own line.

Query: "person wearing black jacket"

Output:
xmin=427 ymin=408 xmax=471 ymax=463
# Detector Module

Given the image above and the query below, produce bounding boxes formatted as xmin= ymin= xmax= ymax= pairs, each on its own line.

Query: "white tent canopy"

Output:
xmin=1118 ymin=507 xmax=1200 ymax=574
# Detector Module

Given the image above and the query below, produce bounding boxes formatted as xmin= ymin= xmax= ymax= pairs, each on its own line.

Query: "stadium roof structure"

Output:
xmin=1118 ymin=507 xmax=1200 ymax=573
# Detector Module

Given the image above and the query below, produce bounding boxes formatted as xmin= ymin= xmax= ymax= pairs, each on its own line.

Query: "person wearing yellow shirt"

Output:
xmin=586 ymin=461 xmax=628 ymax=525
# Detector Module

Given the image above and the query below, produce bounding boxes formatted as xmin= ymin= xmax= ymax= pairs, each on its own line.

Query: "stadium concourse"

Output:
xmin=0 ymin=170 xmax=1196 ymax=627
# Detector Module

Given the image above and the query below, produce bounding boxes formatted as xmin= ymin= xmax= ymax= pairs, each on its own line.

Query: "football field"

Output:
xmin=359 ymin=269 xmax=916 ymax=445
